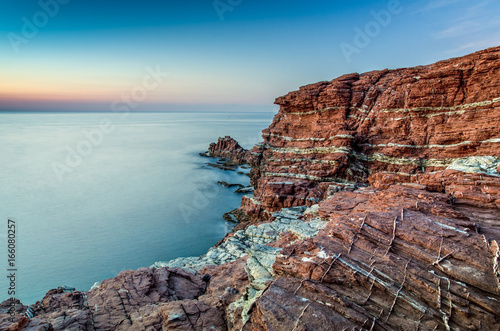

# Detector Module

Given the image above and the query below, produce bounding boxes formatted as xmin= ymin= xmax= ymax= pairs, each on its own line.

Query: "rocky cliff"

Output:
xmin=2 ymin=46 xmax=500 ymax=330
xmin=241 ymin=46 xmax=500 ymax=220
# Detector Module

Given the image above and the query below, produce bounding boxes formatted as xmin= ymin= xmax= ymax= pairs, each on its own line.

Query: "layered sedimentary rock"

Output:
xmin=242 ymin=46 xmax=500 ymax=218
xmin=4 ymin=185 xmax=498 ymax=330
xmin=254 ymin=185 xmax=500 ymax=330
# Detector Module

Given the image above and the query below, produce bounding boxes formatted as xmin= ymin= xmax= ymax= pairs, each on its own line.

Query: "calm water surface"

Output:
xmin=0 ymin=111 xmax=274 ymax=304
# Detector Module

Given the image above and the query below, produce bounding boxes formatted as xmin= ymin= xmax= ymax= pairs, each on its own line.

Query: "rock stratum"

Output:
xmin=241 ymin=46 xmax=500 ymax=220
xmin=2 ymin=47 xmax=500 ymax=330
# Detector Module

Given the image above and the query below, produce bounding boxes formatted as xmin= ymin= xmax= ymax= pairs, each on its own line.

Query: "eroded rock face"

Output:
xmin=242 ymin=46 xmax=500 ymax=215
xmin=153 ymin=207 xmax=328 ymax=329
xmin=260 ymin=185 xmax=500 ymax=330
xmin=88 ymin=267 xmax=206 ymax=330
xmin=0 ymin=268 xmax=209 ymax=331
xmin=208 ymin=136 xmax=251 ymax=165
xmin=159 ymin=300 xmax=226 ymax=330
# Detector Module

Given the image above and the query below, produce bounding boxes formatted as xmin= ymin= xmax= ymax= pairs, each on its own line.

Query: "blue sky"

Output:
xmin=0 ymin=0 xmax=499 ymax=111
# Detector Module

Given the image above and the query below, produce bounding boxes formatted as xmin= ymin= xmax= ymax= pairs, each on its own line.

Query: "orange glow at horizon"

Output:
xmin=0 ymin=76 xmax=274 ymax=106
xmin=0 ymin=60 xmax=276 ymax=107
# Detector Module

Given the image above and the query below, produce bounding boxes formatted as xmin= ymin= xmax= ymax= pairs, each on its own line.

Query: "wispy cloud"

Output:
xmin=412 ymin=0 xmax=467 ymax=14
xmin=435 ymin=19 xmax=500 ymax=39
xmin=426 ymin=0 xmax=500 ymax=55
xmin=432 ymin=0 xmax=500 ymax=39
xmin=444 ymin=37 xmax=500 ymax=55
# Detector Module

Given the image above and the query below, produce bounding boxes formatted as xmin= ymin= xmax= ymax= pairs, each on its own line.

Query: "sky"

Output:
xmin=0 ymin=0 xmax=499 ymax=112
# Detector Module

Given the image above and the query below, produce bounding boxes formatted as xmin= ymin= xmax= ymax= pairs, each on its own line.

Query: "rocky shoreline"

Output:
xmin=2 ymin=46 xmax=500 ymax=330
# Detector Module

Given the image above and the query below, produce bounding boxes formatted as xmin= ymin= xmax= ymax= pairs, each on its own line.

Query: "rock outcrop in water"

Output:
xmin=2 ymin=46 xmax=500 ymax=330
xmin=208 ymin=136 xmax=250 ymax=165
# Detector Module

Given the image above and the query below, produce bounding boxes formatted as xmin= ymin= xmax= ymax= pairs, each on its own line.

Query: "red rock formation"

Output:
xmin=256 ymin=184 xmax=500 ymax=330
xmin=243 ymin=46 xmax=500 ymax=216
xmin=0 ymin=268 xmax=214 ymax=330
xmin=231 ymin=46 xmax=500 ymax=330
xmin=208 ymin=136 xmax=251 ymax=164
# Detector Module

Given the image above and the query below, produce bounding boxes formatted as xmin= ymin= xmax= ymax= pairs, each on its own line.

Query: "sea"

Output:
xmin=0 ymin=111 xmax=275 ymax=304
